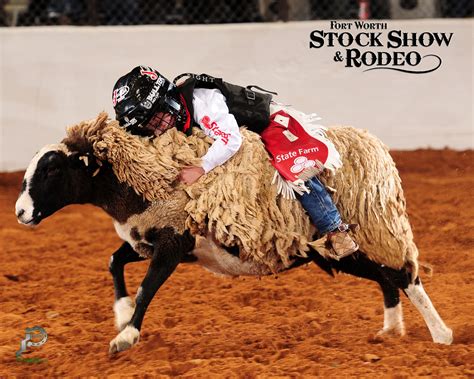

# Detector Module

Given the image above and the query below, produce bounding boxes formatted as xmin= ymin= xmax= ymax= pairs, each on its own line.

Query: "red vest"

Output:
xmin=261 ymin=110 xmax=329 ymax=182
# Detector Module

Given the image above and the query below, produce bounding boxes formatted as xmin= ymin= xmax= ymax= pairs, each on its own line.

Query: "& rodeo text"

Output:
xmin=309 ymin=20 xmax=453 ymax=74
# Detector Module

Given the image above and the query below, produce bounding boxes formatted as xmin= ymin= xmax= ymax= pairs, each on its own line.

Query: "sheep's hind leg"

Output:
xmin=315 ymin=251 xmax=407 ymax=338
xmin=404 ymin=278 xmax=453 ymax=345
xmin=109 ymin=242 xmax=145 ymax=331
xmin=109 ymin=228 xmax=194 ymax=354
xmin=376 ymin=264 xmax=453 ymax=344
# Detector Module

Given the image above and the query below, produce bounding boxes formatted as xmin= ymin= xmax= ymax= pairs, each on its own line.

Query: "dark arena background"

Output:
xmin=1 ymin=0 xmax=473 ymax=377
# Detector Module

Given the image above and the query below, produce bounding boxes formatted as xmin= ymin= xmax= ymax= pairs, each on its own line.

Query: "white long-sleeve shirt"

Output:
xmin=192 ymin=88 xmax=243 ymax=173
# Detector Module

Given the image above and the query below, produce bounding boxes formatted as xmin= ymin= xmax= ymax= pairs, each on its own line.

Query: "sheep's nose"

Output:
xmin=17 ymin=209 xmax=25 ymax=218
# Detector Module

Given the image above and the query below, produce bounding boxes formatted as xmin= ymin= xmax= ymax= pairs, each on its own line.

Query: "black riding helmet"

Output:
xmin=112 ymin=66 xmax=185 ymax=136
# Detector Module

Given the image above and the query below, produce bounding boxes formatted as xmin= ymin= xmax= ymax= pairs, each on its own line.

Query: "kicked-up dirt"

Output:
xmin=0 ymin=149 xmax=473 ymax=377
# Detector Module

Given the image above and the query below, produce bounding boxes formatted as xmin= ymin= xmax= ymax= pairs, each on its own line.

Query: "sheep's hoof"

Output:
xmin=109 ymin=325 xmax=140 ymax=354
xmin=376 ymin=324 xmax=406 ymax=338
xmin=113 ymin=297 xmax=135 ymax=331
xmin=433 ymin=327 xmax=453 ymax=345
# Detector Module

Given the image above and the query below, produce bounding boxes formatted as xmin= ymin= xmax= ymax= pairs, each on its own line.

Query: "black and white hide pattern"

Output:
xmin=15 ymin=144 xmax=453 ymax=354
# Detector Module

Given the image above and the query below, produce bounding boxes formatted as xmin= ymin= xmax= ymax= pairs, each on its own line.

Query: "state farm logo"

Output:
xmin=290 ymin=156 xmax=317 ymax=174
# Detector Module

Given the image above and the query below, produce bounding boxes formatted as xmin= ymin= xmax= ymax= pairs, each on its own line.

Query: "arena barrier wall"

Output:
xmin=0 ymin=19 xmax=472 ymax=171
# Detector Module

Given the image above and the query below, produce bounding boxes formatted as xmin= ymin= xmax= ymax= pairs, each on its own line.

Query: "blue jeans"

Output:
xmin=297 ymin=177 xmax=341 ymax=235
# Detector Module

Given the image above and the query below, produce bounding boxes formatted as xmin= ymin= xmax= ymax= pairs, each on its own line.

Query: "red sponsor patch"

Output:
xmin=200 ymin=115 xmax=230 ymax=145
xmin=261 ymin=110 xmax=329 ymax=182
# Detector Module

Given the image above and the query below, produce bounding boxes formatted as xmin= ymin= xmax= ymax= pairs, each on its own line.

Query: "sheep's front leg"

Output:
xmin=109 ymin=228 xmax=195 ymax=354
xmin=109 ymin=242 xmax=145 ymax=331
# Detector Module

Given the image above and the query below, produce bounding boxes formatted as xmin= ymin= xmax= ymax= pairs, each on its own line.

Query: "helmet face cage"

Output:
xmin=112 ymin=66 xmax=184 ymax=136
xmin=145 ymin=110 xmax=176 ymax=137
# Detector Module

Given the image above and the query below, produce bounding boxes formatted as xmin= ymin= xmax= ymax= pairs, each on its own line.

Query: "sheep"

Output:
xmin=15 ymin=112 xmax=453 ymax=353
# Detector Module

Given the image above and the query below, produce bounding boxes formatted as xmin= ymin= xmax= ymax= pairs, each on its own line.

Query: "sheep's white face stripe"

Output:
xmin=15 ymin=189 xmax=34 ymax=225
xmin=15 ymin=144 xmax=67 ymax=225
xmin=405 ymin=282 xmax=453 ymax=345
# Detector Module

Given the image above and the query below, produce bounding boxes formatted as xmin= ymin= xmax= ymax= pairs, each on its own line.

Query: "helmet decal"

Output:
xmin=123 ymin=116 xmax=138 ymax=127
xmin=112 ymin=85 xmax=130 ymax=106
xmin=139 ymin=66 xmax=158 ymax=81
xmin=142 ymin=100 xmax=153 ymax=110
xmin=145 ymin=77 xmax=166 ymax=103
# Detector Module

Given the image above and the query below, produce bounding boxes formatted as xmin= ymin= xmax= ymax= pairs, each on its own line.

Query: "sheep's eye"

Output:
xmin=47 ymin=167 xmax=61 ymax=178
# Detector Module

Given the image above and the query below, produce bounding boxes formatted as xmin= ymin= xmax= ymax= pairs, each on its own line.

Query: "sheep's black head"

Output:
xmin=15 ymin=144 xmax=95 ymax=226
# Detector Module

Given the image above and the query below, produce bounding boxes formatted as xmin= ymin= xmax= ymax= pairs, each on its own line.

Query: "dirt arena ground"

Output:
xmin=0 ymin=149 xmax=473 ymax=377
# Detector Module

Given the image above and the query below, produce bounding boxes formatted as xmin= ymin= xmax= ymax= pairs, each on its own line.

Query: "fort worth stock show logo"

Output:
xmin=309 ymin=21 xmax=453 ymax=74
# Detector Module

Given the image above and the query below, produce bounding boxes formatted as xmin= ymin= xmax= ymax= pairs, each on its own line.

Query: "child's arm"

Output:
xmin=180 ymin=88 xmax=243 ymax=184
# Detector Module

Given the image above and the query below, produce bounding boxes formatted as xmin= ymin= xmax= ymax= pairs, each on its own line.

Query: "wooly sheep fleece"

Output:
xmin=63 ymin=112 xmax=419 ymax=276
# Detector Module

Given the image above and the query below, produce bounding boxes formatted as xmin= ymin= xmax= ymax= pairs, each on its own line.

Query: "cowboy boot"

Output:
xmin=308 ymin=223 xmax=359 ymax=261
xmin=327 ymin=223 xmax=359 ymax=259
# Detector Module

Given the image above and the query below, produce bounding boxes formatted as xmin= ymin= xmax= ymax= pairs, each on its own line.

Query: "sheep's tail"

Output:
xmin=419 ymin=261 xmax=434 ymax=277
